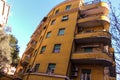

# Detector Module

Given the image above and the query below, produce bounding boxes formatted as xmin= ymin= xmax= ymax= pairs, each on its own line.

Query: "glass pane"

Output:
xmin=46 ymin=32 xmax=51 ymax=38
xmin=62 ymin=16 xmax=68 ymax=21
xmin=53 ymin=44 xmax=61 ymax=53
xmin=55 ymin=9 xmax=59 ymax=14
xmin=41 ymin=46 xmax=46 ymax=53
xmin=59 ymin=29 xmax=65 ymax=35
xmin=55 ymin=44 xmax=60 ymax=49
xmin=66 ymin=5 xmax=71 ymax=10
xmin=51 ymin=19 xmax=55 ymax=25
xmin=34 ymin=64 xmax=40 ymax=72
xmin=84 ymin=47 xmax=93 ymax=52
xmin=47 ymin=63 xmax=56 ymax=74
xmin=81 ymin=69 xmax=91 ymax=80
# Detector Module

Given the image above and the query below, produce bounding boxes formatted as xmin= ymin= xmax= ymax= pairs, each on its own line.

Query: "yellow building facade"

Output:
xmin=15 ymin=0 xmax=116 ymax=80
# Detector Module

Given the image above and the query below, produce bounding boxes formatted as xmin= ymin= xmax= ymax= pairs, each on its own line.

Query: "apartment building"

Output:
xmin=15 ymin=0 xmax=116 ymax=80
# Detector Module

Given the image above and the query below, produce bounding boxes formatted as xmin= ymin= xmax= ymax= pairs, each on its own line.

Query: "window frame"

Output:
xmin=40 ymin=46 xmax=46 ymax=53
xmin=30 ymin=40 xmax=37 ymax=46
xmin=58 ymin=28 xmax=65 ymax=36
xmin=61 ymin=15 xmax=69 ymax=21
xmin=53 ymin=44 xmax=61 ymax=53
xmin=34 ymin=64 xmax=40 ymax=72
xmin=46 ymin=31 xmax=51 ymax=38
xmin=66 ymin=5 xmax=71 ymax=11
xmin=47 ymin=63 xmax=56 ymax=74
xmin=51 ymin=19 xmax=56 ymax=25
xmin=55 ymin=9 xmax=59 ymax=14
xmin=81 ymin=69 xmax=91 ymax=80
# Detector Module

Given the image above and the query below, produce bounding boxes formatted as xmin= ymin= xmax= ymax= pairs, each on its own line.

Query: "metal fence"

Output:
xmin=84 ymin=0 xmax=102 ymax=5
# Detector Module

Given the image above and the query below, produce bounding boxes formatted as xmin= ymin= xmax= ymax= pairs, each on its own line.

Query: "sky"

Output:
xmin=6 ymin=0 xmax=120 ymax=79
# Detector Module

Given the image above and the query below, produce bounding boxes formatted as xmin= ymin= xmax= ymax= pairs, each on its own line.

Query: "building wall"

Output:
xmin=21 ymin=0 xmax=81 ymax=79
xmin=23 ymin=74 xmax=65 ymax=80
xmin=0 ymin=0 xmax=9 ymax=29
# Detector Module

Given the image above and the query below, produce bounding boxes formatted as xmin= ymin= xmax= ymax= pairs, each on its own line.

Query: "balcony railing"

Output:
xmin=75 ymin=31 xmax=111 ymax=44
xmin=77 ymin=31 xmax=110 ymax=37
xmin=27 ymin=40 xmax=37 ymax=49
xmin=84 ymin=0 xmax=105 ymax=5
xmin=21 ymin=56 xmax=30 ymax=66
xmin=24 ymin=46 xmax=34 ymax=54
xmin=71 ymin=52 xmax=113 ymax=66
xmin=80 ymin=2 xmax=109 ymax=17
xmin=77 ymin=15 xmax=110 ymax=27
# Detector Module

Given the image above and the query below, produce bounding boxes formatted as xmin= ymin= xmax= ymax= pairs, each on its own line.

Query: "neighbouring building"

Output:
xmin=0 ymin=0 xmax=10 ymax=30
xmin=0 ymin=0 xmax=15 ymax=76
xmin=15 ymin=0 xmax=116 ymax=80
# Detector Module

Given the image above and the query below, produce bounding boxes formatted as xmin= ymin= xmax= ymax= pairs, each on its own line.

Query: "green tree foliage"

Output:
xmin=0 ymin=31 xmax=20 ymax=78
xmin=9 ymin=34 xmax=20 ymax=67
xmin=0 ymin=31 xmax=11 ymax=72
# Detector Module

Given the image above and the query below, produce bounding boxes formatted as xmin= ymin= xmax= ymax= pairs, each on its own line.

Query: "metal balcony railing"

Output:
xmin=84 ymin=0 xmax=103 ymax=5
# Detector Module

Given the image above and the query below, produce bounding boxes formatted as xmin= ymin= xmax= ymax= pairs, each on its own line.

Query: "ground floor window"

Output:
xmin=47 ymin=63 xmax=56 ymax=74
xmin=81 ymin=69 xmax=91 ymax=80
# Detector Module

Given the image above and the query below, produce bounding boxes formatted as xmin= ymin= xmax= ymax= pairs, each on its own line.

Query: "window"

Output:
xmin=53 ymin=44 xmax=61 ymax=53
xmin=47 ymin=63 xmax=56 ymax=74
xmin=81 ymin=69 xmax=91 ymax=80
xmin=55 ymin=9 xmax=59 ymax=14
xmin=46 ymin=31 xmax=51 ymax=38
xmin=61 ymin=15 xmax=68 ymax=21
xmin=58 ymin=28 xmax=65 ymax=35
xmin=26 ymin=65 xmax=31 ymax=73
xmin=30 ymin=40 xmax=37 ymax=46
xmin=78 ymin=27 xmax=83 ymax=33
xmin=71 ymin=66 xmax=78 ymax=77
xmin=33 ymin=49 xmax=37 ymax=56
xmin=40 ymin=46 xmax=46 ymax=53
xmin=66 ymin=5 xmax=71 ymax=10
xmin=51 ymin=19 xmax=56 ymax=25
xmin=43 ymin=26 xmax=46 ymax=29
xmin=84 ymin=47 xmax=93 ymax=52
xmin=80 ymin=14 xmax=86 ymax=18
xmin=34 ymin=64 xmax=40 ymax=72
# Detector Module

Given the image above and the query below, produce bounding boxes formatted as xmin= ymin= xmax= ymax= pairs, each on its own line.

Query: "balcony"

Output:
xmin=24 ymin=46 xmax=34 ymax=54
xmin=71 ymin=52 xmax=113 ymax=66
xmin=75 ymin=31 xmax=111 ymax=44
xmin=81 ymin=2 xmax=109 ymax=16
xmin=20 ymin=56 xmax=30 ymax=66
xmin=27 ymin=40 xmax=37 ymax=49
xmin=77 ymin=15 xmax=110 ymax=28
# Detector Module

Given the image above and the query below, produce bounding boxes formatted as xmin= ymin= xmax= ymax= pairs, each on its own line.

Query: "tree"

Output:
xmin=0 ymin=30 xmax=20 ymax=76
xmin=107 ymin=0 xmax=120 ymax=75
xmin=0 ymin=30 xmax=11 ymax=73
xmin=9 ymin=34 xmax=20 ymax=67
